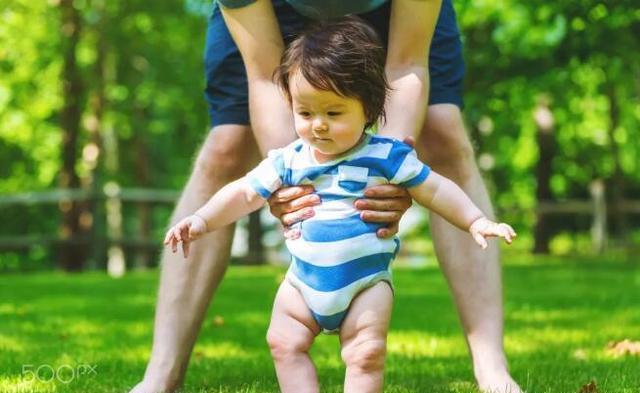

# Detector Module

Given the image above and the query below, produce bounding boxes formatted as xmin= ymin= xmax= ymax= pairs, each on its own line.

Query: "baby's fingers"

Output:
xmin=172 ymin=225 xmax=184 ymax=244
xmin=163 ymin=228 xmax=174 ymax=245
xmin=164 ymin=231 xmax=180 ymax=255
xmin=471 ymin=231 xmax=488 ymax=249
xmin=498 ymin=223 xmax=517 ymax=244
xmin=168 ymin=235 xmax=178 ymax=253
xmin=182 ymin=240 xmax=191 ymax=259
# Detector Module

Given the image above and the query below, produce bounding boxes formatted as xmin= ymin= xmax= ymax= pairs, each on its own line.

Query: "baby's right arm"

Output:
xmin=164 ymin=177 xmax=266 ymax=258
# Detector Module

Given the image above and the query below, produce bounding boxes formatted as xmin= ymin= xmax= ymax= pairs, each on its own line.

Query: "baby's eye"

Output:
xmin=327 ymin=111 xmax=342 ymax=117
xmin=298 ymin=111 xmax=311 ymax=118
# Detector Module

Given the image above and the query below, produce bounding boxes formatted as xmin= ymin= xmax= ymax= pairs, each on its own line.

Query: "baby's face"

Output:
xmin=289 ymin=71 xmax=367 ymax=163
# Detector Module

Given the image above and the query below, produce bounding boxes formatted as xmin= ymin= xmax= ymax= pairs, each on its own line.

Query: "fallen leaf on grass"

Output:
xmin=578 ymin=380 xmax=597 ymax=393
xmin=606 ymin=339 xmax=640 ymax=357
xmin=212 ymin=315 xmax=225 ymax=327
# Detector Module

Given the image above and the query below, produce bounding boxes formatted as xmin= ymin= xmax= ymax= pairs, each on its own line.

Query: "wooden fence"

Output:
xmin=0 ymin=184 xmax=179 ymax=274
xmin=1 ymin=181 xmax=639 ymax=272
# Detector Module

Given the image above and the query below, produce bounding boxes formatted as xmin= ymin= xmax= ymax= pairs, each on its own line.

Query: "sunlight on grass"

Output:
xmin=118 ymin=345 xmax=155 ymax=363
xmin=0 ymin=375 xmax=56 ymax=393
xmin=62 ymin=319 xmax=103 ymax=336
xmin=388 ymin=331 xmax=466 ymax=358
xmin=0 ymin=334 xmax=25 ymax=352
xmin=1 ymin=259 xmax=638 ymax=392
xmin=194 ymin=341 xmax=256 ymax=361
xmin=118 ymin=322 xmax=152 ymax=339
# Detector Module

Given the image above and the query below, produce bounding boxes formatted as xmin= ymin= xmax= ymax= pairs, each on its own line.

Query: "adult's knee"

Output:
xmin=419 ymin=105 xmax=477 ymax=180
xmin=266 ymin=326 xmax=313 ymax=361
xmin=341 ymin=339 xmax=387 ymax=372
xmin=194 ymin=126 xmax=258 ymax=184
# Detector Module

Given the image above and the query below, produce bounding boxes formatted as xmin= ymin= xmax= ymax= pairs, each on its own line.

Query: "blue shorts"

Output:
xmin=204 ymin=0 xmax=464 ymax=127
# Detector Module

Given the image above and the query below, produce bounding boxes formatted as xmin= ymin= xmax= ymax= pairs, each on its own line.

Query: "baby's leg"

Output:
xmin=339 ymin=281 xmax=393 ymax=393
xmin=266 ymin=279 xmax=321 ymax=393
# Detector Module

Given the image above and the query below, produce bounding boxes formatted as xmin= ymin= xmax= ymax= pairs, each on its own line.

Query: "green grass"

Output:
xmin=1 ymin=257 xmax=639 ymax=393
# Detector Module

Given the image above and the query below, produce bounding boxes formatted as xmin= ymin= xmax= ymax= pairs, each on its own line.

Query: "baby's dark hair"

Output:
xmin=275 ymin=16 xmax=389 ymax=130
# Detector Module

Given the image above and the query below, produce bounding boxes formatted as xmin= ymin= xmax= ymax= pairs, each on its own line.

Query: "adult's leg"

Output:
xmin=266 ymin=280 xmax=320 ymax=393
xmin=416 ymin=104 xmax=522 ymax=393
xmin=339 ymin=282 xmax=393 ymax=393
xmin=130 ymin=124 xmax=260 ymax=393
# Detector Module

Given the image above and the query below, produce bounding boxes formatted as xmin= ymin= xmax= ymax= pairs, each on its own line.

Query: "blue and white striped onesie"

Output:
xmin=247 ymin=133 xmax=430 ymax=333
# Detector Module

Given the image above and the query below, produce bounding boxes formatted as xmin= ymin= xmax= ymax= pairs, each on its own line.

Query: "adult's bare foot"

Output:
xmin=477 ymin=371 xmax=523 ymax=393
xmin=129 ymin=374 xmax=181 ymax=393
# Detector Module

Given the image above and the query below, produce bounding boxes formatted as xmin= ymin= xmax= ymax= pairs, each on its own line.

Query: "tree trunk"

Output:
xmin=58 ymin=0 xmax=86 ymax=271
xmin=134 ymin=120 xmax=153 ymax=269
xmin=605 ymin=83 xmax=626 ymax=243
xmin=533 ymin=97 xmax=556 ymax=254
xmin=245 ymin=210 xmax=265 ymax=265
xmin=85 ymin=0 xmax=107 ymax=269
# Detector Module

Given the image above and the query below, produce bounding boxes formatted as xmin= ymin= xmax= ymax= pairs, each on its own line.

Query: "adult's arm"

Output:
xmin=380 ymin=0 xmax=442 ymax=140
xmin=219 ymin=0 xmax=297 ymax=153
xmin=354 ymin=0 xmax=442 ymax=237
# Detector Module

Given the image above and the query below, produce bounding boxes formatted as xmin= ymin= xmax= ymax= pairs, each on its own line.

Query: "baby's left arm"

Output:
xmin=408 ymin=171 xmax=516 ymax=248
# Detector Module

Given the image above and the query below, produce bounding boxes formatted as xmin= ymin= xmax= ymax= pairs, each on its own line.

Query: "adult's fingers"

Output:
xmin=363 ymin=184 xmax=411 ymax=199
xmin=355 ymin=197 xmax=412 ymax=212
xmin=376 ymin=221 xmax=398 ymax=239
xmin=269 ymin=193 xmax=320 ymax=217
xmin=280 ymin=207 xmax=315 ymax=227
xmin=283 ymin=227 xmax=301 ymax=240
xmin=360 ymin=210 xmax=403 ymax=223
xmin=268 ymin=185 xmax=316 ymax=204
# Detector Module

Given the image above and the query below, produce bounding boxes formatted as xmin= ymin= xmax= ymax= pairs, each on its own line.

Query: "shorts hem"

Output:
xmin=429 ymin=89 xmax=464 ymax=110
xmin=209 ymin=109 xmax=250 ymax=127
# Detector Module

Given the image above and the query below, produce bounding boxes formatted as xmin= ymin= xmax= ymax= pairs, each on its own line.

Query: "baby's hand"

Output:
xmin=163 ymin=214 xmax=208 ymax=258
xmin=469 ymin=217 xmax=516 ymax=249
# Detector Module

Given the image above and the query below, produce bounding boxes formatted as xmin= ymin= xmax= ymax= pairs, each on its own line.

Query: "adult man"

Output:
xmin=131 ymin=1 xmax=521 ymax=392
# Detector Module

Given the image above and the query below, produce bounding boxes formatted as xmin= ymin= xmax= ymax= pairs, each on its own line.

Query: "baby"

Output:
xmin=164 ymin=17 xmax=515 ymax=393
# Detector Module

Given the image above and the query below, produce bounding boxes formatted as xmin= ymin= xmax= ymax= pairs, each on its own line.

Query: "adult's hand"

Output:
xmin=356 ymin=185 xmax=412 ymax=238
xmin=356 ymin=136 xmax=415 ymax=238
xmin=268 ymin=137 xmax=418 ymax=240
xmin=267 ymin=185 xmax=320 ymax=239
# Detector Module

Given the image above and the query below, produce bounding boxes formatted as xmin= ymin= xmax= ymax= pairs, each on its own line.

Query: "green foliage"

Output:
xmin=458 ymin=0 xmax=640 ymax=234
xmin=0 ymin=0 xmax=211 ymax=193
xmin=1 ymin=0 xmax=211 ymax=268
xmin=0 ymin=1 xmax=63 ymax=192
xmin=0 ymin=0 xmax=639 ymax=269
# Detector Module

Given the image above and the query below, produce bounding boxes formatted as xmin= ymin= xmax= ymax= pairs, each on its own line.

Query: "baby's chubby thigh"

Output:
xmin=339 ymin=281 xmax=394 ymax=372
xmin=266 ymin=279 xmax=321 ymax=358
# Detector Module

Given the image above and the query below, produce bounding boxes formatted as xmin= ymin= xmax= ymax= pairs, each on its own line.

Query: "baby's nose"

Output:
xmin=313 ymin=120 xmax=328 ymax=132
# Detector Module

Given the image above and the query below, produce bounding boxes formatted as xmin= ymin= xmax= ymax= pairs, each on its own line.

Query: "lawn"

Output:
xmin=1 ymin=256 xmax=639 ymax=393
